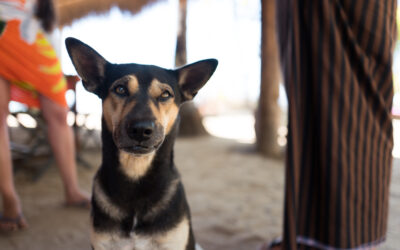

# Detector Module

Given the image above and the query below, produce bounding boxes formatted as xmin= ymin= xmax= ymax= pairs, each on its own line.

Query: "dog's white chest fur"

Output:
xmin=91 ymin=217 xmax=190 ymax=250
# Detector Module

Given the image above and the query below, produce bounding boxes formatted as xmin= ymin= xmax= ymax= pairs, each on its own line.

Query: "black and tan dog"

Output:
xmin=65 ymin=38 xmax=217 ymax=250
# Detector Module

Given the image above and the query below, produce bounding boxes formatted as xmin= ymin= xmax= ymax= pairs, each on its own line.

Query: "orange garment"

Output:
xmin=0 ymin=19 xmax=67 ymax=108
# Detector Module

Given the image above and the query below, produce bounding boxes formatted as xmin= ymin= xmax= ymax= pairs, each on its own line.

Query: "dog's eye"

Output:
xmin=114 ymin=85 xmax=128 ymax=96
xmin=159 ymin=91 xmax=172 ymax=101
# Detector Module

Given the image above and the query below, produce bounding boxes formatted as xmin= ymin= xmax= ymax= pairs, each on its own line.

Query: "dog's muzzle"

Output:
xmin=118 ymin=120 xmax=163 ymax=154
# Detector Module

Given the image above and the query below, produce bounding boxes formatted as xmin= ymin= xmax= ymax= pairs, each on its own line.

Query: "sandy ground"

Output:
xmin=0 ymin=136 xmax=399 ymax=250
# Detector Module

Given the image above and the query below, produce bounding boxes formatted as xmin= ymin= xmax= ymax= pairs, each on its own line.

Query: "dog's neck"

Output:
xmin=95 ymin=117 xmax=181 ymax=228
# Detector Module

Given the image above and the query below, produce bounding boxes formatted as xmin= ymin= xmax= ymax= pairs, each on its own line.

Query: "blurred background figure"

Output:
xmin=270 ymin=0 xmax=397 ymax=249
xmin=0 ymin=0 xmax=89 ymax=231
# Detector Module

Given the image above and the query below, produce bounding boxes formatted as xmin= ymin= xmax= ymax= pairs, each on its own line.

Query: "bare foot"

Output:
xmin=0 ymin=213 xmax=28 ymax=231
xmin=65 ymin=189 xmax=90 ymax=209
xmin=1 ymin=194 xmax=28 ymax=231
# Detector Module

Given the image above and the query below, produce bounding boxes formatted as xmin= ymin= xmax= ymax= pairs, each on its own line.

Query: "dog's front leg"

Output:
xmin=91 ymin=177 xmax=135 ymax=250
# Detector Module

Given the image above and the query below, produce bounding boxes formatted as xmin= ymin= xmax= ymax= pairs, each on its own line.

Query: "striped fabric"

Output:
xmin=276 ymin=0 xmax=397 ymax=249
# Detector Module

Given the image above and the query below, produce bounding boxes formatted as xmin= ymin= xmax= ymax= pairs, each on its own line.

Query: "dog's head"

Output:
xmin=65 ymin=38 xmax=217 ymax=155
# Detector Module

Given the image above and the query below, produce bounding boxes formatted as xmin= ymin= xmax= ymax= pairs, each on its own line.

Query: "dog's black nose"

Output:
xmin=127 ymin=121 xmax=155 ymax=141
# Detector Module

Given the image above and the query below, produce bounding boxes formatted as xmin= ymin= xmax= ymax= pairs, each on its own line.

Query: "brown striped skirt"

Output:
xmin=276 ymin=0 xmax=397 ymax=249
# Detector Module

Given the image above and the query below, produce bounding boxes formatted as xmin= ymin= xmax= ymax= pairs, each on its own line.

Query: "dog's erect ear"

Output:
xmin=65 ymin=37 xmax=108 ymax=95
xmin=176 ymin=59 xmax=218 ymax=102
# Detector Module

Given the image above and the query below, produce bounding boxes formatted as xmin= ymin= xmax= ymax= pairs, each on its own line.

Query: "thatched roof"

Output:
xmin=56 ymin=0 xmax=163 ymax=26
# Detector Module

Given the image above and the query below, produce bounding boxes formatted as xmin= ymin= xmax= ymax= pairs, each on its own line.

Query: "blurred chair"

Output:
xmin=66 ymin=75 xmax=97 ymax=169
xmin=9 ymin=75 xmax=94 ymax=181
xmin=10 ymin=108 xmax=53 ymax=180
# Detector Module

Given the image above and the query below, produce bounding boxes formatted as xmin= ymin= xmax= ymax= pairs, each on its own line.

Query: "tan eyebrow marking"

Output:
xmin=126 ymin=75 xmax=139 ymax=94
xmin=148 ymin=79 xmax=174 ymax=98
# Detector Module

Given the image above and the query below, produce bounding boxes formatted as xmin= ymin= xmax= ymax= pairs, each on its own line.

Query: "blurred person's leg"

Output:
xmin=0 ymin=76 xmax=28 ymax=230
xmin=39 ymin=95 xmax=89 ymax=206
xmin=276 ymin=0 xmax=396 ymax=249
